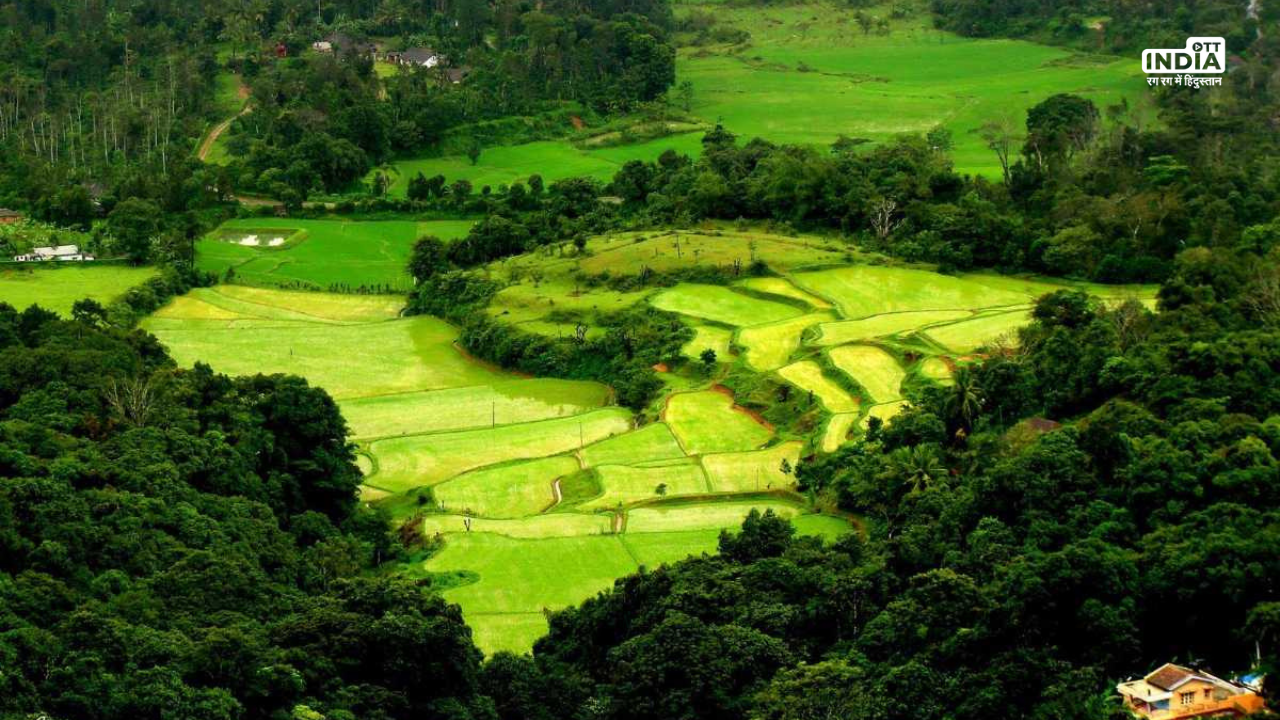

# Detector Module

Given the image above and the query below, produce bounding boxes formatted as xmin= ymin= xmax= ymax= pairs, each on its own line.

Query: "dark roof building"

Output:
xmin=395 ymin=47 xmax=441 ymax=66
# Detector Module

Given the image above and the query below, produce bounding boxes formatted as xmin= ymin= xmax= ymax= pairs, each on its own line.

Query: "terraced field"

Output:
xmin=145 ymin=275 xmax=852 ymax=655
xmin=150 ymin=224 xmax=1153 ymax=656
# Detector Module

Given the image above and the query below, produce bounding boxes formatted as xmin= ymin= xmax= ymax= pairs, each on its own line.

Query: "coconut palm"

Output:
xmin=884 ymin=445 xmax=947 ymax=494
xmin=943 ymin=367 xmax=984 ymax=437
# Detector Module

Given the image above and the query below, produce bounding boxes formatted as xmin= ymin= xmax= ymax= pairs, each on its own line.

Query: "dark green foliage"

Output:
xmin=457 ymin=307 xmax=691 ymax=409
xmin=408 ymin=235 xmax=451 ymax=282
xmin=0 ymin=307 xmax=490 ymax=719
xmin=405 ymin=270 xmax=500 ymax=321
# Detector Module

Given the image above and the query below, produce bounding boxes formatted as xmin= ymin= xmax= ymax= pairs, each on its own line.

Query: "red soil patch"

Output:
xmin=570 ymin=115 xmax=585 ymax=130
xmin=652 ymin=362 xmax=670 ymax=373
xmin=709 ymin=384 xmax=775 ymax=432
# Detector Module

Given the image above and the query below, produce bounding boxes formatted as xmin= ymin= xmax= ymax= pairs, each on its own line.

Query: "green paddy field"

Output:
xmin=137 ymin=217 xmax=1155 ymax=654
xmin=0 ymin=265 xmax=159 ymax=316
xmin=674 ymin=1 xmax=1147 ymax=176
xmin=196 ymin=217 xmax=475 ymax=291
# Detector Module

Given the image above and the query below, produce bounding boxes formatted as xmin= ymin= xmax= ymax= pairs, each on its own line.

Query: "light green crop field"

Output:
xmin=925 ymin=309 xmax=1034 ymax=352
xmin=433 ymin=456 xmax=580 ymax=518
xmin=150 ymin=285 xmax=407 ymax=324
xmin=675 ymin=1 xmax=1146 ymax=176
xmin=651 ymin=283 xmax=804 ymax=326
xmin=421 ymin=512 xmax=613 ymax=539
xmin=625 ymin=499 xmax=807 ymax=533
xmin=682 ymin=324 xmax=735 ymax=361
xmin=487 ymin=279 xmax=650 ymax=325
xmin=829 ymin=345 xmax=905 ymax=403
xmin=920 ymin=357 xmax=953 ymax=384
xmin=738 ymin=312 xmax=835 ymax=371
xmin=0 ymin=265 xmax=158 ymax=316
xmin=580 ymin=423 xmax=687 ymax=467
xmin=702 ymin=442 xmax=802 ymax=493
xmin=428 ymin=532 xmax=638 ymax=613
xmin=197 ymin=218 xmax=474 ymax=290
xmin=863 ymin=401 xmax=906 ymax=429
xmin=738 ymin=276 xmax=832 ymax=308
xmin=340 ymin=380 xmax=609 ymax=440
xmin=822 ymin=413 xmax=859 ymax=452
xmin=148 ymin=281 xmax=857 ymax=656
xmin=777 ymin=361 xmax=860 ymax=413
xmin=375 ymin=132 xmax=705 ymax=196
xmin=579 ymin=230 xmax=845 ymax=276
xmin=144 ymin=296 xmax=506 ymax=400
xmin=792 ymin=266 xmax=1034 ymax=318
xmin=620 ymin=529 xmax=722 ymax=567
xmin=586 ymin=461 xmax=710 ymax=509
xmin=814 ymin=310 xmax=972 ymax=346
xmin=367 ymin=408 xmax=634 ymax=491
xmin=665 ymin=390 xmax=774 ymax=455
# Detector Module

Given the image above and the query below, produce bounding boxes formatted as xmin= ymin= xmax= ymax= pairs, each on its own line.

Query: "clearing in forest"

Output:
xmin=198 ymin=217 xmax=474 ymax=290
xmin=0 ymin=265 xmax=158 ymax=316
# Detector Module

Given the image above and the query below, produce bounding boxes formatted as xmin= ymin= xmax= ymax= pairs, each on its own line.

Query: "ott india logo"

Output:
xmin=1143 ymin=37 xmax=1225 ymax=89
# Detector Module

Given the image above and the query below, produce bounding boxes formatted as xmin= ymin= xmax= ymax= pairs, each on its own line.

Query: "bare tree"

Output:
xmin=978 ymin=114 xmax=1022 ymax=185
xmin=1108 ymin=297 xmax=1152 ymax=351
xmin=869 ymin=197 xmax=901 ymax=241
xmin=1246 ymin=263 xmax=1280 ymax=326
xmin=104 ymin=374 xmax=159 ymax=427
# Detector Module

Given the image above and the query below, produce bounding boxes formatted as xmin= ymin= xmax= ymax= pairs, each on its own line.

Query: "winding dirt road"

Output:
xmin=197 ymin=80 xmax=251 ymax=162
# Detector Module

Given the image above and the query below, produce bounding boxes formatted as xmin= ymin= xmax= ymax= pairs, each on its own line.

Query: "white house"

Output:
xmin=14 ymin=245 xmax=95 ymax=262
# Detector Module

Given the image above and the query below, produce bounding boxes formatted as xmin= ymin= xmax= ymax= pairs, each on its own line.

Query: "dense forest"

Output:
xmin=0 ymin=0 xmax=676 ymax=221
xmin=0 ymin=305 xmax=500 ymax=718
xmin=932 ymin=0 xmax=1277 ymax=51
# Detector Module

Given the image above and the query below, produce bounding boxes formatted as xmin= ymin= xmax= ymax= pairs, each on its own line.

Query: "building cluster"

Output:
xmin=311 ymin=34 xmax=471 ymax=83
xmin=13 ymin=245 xmax=94 ymax=263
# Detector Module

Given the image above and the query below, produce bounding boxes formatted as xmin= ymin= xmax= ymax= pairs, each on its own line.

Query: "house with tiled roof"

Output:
xmin=1117 ymin=663 xmax=1266 ymax=719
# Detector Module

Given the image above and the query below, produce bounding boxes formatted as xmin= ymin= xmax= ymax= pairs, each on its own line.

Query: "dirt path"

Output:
xmin=197 ymin=79 xmax=251 ymax=162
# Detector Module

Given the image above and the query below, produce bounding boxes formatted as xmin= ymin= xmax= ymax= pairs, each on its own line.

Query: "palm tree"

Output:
xmin=885 ymin=445 xmax=947 ymax=494
xmin=943 ymin=367 xmax=984 ymax=437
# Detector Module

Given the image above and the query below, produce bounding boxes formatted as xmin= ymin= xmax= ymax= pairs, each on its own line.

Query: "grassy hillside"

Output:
xmin=0 ymin=265 xmax=159 ymax=315
xmin=197 ymin=218 xmax=474 ymax=291
xmin=675 ymin=1 xmax=1146 ymax=176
